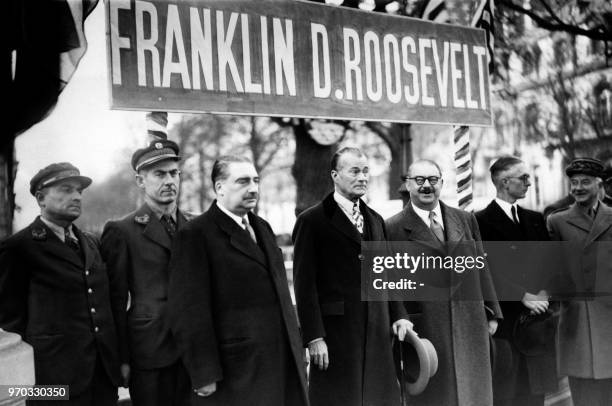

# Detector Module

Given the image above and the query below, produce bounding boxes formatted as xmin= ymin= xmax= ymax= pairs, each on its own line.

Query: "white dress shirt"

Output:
xmin=411 ymin=202 xmax=444 ymax=230
xmin=494 ymin=198 xmax=519 ymax=223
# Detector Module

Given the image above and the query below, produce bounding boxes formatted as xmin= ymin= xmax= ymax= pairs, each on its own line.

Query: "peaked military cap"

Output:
xmin=30 ymin=162 xmax=92 ymax=196
xmin=565 ymin=157 xmax=604 ymax=178
xmin=131 ymin=139 xmax=181 ymax=171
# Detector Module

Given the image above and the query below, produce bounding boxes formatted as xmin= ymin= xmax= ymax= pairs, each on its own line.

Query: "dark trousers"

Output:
xmin=569 ymin=376 xmax=612 ymax=406
xmin=494 ymin=393 xmax=544 ymax=406
xmin=29 ymin=356 xmax=117 ymax=406
xmin=130 ymin=360 xmax=191 ymax=406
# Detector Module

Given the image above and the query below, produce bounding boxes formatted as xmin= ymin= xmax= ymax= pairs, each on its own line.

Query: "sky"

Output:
xmin=13 ymin=4 xmax=166 ymax=230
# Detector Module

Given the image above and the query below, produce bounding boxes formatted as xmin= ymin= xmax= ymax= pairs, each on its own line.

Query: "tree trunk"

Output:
xmin=292 ymin=119 xmax=335 ymax=216
xmin=0 ymin=140 xmax=16 ymax=238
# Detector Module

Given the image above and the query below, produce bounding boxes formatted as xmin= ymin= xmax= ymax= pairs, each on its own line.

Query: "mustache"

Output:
xmin=418 ymin=186 xmax=433 ymax=194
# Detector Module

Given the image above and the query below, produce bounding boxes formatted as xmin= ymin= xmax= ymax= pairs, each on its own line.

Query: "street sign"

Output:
xmin=107 ymin=0 xmax=493 ymax=126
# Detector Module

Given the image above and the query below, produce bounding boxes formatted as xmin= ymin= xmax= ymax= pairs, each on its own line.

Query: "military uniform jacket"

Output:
xmin=547 ymin=202 xmax=612 ymax=379
xmin=100 ymin=204 xmax=190 ymax=369
xmin=0 ymin=217 xmax=122 ymax=395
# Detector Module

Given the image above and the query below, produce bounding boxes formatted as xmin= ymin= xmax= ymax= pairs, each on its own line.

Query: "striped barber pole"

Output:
xmin=454 ymin=125 xmax=472 ymax=211
xmin=146 ymin=111 xmax=168 ymax=140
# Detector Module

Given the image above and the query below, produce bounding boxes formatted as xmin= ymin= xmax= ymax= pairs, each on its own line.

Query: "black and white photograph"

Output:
xmin=2 ymin=0 xmax=612 ymax=405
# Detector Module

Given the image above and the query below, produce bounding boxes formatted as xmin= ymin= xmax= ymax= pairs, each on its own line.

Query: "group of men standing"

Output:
xmin=1 ymin=139 xmax=611 ymax=406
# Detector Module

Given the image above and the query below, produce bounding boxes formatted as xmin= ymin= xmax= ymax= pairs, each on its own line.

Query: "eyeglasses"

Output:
xmin=506 ymin=174 xmax=530 ymax=184
xmin=405 ymin=176 xmax=441 ymax=186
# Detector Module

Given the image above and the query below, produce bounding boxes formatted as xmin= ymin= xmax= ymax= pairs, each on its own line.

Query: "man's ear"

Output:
xmin=35 ymin=191 xmax=46 ymax=208
xmin=135 ymin=172 xmax=145 ymax=189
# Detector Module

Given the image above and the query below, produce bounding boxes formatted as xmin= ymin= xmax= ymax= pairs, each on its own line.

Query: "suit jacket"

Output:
xmin=475 ymin=200 xmax=557 ymax=396
xmin=100 ymin=204 xmax=190 ymax=369
xmin=293 ymin=193 xmax=406 ymax=406
xmin=167 ymin=202 xmax=308 ymax=406
xmin=547 ymin=202 xmax=612 ymax=378
xmin=386 ymin=202 xmax=502 ymax=406
xmin=0 ymin=217 xmax=122 ymax=395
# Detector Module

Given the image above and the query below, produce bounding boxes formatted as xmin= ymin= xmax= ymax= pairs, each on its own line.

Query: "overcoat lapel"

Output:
xmin=586 ymin=204 xmax=612 ymax=244
xmin=137 ymin=205 xmax=172 ymax=251
xmin=400 ymin=204 xmax=445 ymax=252
xmin=564 ymin=204 xmax=593 ymax=234
xmin=31 ymin=217 xmax=83 ymax=269
xmin=322 ymin=193 xmax=361 ymax=246
xmin=73 ymin=226 xmax=94 ymax=269
xmin=211 ymin=202 xmax=267 ymax=267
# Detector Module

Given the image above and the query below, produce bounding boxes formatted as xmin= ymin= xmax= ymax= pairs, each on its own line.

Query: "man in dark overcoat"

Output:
xmin=386 ymin=159 xmax=502 ymax=406
xmin=100 ymin=139 xmax=192 ymax=405
xmin=167 ymin=155 xmax=308 ymax=406
xmin=0 ymin=162 xmax=126 ymax=405
xmin=293 ymin=147 xmax=411 ymax=406
xmin=547 ymin=158 xmax=612 ymax=406
xmin=475 ymin=156 xmax=557 ymax=406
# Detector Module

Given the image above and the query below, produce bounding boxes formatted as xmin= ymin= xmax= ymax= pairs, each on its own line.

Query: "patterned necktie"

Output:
xmin=428 ymin=211 xmax=445 ymax=242
xmin=511 ymin=205 xmax=519 ymax=224
xmin=160 ymin=214 xmax=177 ymax=238
xmin=64 ymin=227 xmax=80 ymax=253
xmin=352 ymin=202 xmax=364 ymax=234
xmin=242 ymin=217 xmax=258 ymax=244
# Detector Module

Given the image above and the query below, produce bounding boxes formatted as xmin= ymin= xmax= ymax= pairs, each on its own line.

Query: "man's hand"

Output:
xmin=308 ymin=339 xmax=329 ymax=370
xmin=392 ymin=319 xmax=414 ymax=341
xmin=195 ymin=382 xmax=217 ymax=397
xmin=522 ymin=292 xmax=549 ymax=315
xmin=120 ymin=363 xmax=130 ymax=388
xmin=487 ymin=319 xmax=498 ymax=335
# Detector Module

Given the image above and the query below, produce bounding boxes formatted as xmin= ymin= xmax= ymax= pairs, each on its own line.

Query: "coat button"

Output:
xmin=85 ymin=270 xmax=90 ymax=276
xmin=358 ymin=254 xmax=365 ymax=261
xmin=90 ymin=308 xmax=96 ymax=314
xmin=94 ymin=326 xmax=99 ymax=333
xmin=88 ymin=288 xmax=93 ymax=294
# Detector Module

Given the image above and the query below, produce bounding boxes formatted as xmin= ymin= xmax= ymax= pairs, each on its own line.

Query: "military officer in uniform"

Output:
xmin=0 ymin=162 xmax=126 ymax=405
xmin=101 ymin=139 xmax=192 ymax=406
xmin=547 ymin=158 xmax=612 ymax=406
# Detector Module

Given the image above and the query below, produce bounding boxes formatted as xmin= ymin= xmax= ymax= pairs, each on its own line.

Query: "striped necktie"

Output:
xmin=352 ymin=202 xmax=364 ymax=234
xmin=428 ymin=211 xmax=445 ymax=242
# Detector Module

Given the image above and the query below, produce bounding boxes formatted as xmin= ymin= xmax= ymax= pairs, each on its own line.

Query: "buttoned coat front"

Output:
xmin=386 ymin=202 xmax=502 ymax=406
xmin=0 ymin=217 xmax=122 ymax=395
xmin=475 ymin=201 xmax=558 ymax=397
xmin=100 ymin=204 xmax=189 ymax=369
xmin=293 ymin=193 xmax=406 ymax=406
xmin=167 ymin=202 xmax=309 ymax=406
xmin=547 ymin=202 xmax=612 ymax=378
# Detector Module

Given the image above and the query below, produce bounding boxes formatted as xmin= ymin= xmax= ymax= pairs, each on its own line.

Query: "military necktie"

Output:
xmin=242 ymin=217 xmax=258 ymax=244
xmin=428 ymin=211 xmax=445 ymax=242
xmin=352 ymin=202 xmax=364 ymax=234
xmin=511 ymin=205 xmax=519 ymax=224
xmin=64 ymin=227 xmax=80 ymax=253
xmin=160 ymin=214 xmax=177 ymax=238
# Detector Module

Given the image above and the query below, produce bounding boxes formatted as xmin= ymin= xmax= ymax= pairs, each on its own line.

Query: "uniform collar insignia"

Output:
xmin=31 ymin=227 xmax=47 ymax=240
xmin=135 ymin=213 xmax=150 ymax=224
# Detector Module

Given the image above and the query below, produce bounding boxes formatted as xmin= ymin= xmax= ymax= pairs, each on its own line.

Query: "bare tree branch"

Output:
xmin=500 ymin=0 xmax=610 ymax=41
